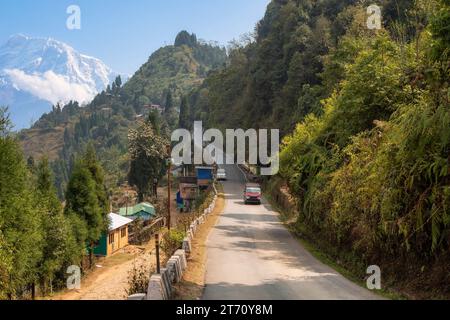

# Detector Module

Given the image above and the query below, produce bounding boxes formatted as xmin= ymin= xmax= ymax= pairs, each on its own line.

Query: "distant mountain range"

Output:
xmin=0 ymin=34 xmax=125 ymax=129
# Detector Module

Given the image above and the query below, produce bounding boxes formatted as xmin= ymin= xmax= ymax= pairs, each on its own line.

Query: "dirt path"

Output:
xmin=49 ymin=245 xmax=158 ymax=300
xmin=49 ymin=186 xmax=179 ymax=301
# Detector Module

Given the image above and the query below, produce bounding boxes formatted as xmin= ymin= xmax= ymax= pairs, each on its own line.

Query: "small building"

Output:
xmin=94 ymin=213 xmax=133 ymax=257
xmin=119 ymin=202 xmax=156 ymax=222
xmin=195 ymin=166 xmax=214 ymax=189
xmin=150 ymin=104 xmax=164 ymax=113
xmin=180 ymin=176 xmax=198 ymax=185
xmin=178 ymin=183 xmax=199 ymax=212
xmin=143 ymin=104 xmax=164 ymax=114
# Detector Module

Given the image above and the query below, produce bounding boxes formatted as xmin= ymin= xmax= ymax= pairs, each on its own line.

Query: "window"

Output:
xmin=121 ymin=227 xmax=127 ymax=238
xmin=109 ymin=233 xmax=114 ymax=245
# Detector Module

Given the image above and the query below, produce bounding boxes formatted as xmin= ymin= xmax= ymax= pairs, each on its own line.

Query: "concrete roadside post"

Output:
xmin=174 ymin=249 xmax=188 ymax=270
xmin=167 ymin=257 xmax=182 ymax=283
xmin=183 ymin=237 xmax=192 ymax=253
xmin=128 ymin=293 xmax=146 ymax=300
xmin=160 ymin=268 xmax=172 ymax=299
xmin=147 ymin=275 xmax=165 ymax=300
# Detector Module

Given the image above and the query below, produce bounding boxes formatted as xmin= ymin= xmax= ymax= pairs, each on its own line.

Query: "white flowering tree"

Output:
xmin=128 ymin=119 xmax=169 ymax=202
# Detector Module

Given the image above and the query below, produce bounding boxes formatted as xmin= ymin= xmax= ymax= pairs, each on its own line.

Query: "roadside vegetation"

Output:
xmin=185 ymin=0 xmax=450 ymax=298
xmin=1 ymin=110 xmax=111 ymax=299
xmin=278 ymin=0 xmax=450 ymax=299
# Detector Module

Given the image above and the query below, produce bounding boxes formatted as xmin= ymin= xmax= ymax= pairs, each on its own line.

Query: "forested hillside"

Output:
xmin=186 ymin=0 xmax=423 ymax=133
xmin=184 ymin=0 xmax=450 ymax=298
xmin=18 ymin=31 xmax=227 ymax=196
xmin=125 ymin=31 xmax=227 ymax=108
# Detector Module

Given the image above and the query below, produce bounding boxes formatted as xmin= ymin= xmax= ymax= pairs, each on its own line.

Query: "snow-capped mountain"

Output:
xmin=0 ymin=34 xmax=124 ymax=129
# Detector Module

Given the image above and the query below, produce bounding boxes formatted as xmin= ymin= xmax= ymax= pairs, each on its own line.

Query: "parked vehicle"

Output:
xmin=243 ymin=183 xmax=262 ymax=205
xmin=216 ymin=168 xmax=227 ymax=181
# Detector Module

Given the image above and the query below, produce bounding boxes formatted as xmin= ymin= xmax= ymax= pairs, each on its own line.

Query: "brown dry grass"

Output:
xmin=172 ymin=188 xmax=225 ymax=300
xmin=20 ymin=126 xmax=66 ymax=161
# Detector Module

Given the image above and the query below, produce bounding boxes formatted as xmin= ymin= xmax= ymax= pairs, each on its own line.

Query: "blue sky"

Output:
xmin=0 ymin=0 xmax=270 ymax=75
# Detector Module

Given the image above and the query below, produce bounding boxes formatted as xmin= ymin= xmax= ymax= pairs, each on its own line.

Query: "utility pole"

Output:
xmin=153 ymin=178 xmax=158 ymax=198
xmin=108 ymin=190 xmax=113 ymax=213
xmin=125 ymin=191 xmax=129 ymax=216
xmin=167 ymin=145 xmax=172 ymax=231
xmin=155 ymin=233 xmax=160 ymax=274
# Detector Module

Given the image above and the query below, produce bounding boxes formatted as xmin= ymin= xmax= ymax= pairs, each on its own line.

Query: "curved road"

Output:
xmin=203 ymin=165 xmax=382 ymax=300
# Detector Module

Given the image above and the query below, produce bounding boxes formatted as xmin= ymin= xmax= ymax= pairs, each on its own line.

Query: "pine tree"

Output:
xmin=175 ymin=31 xmax=198 ymax=47
xmin=164 ymin=91 xmax=174 ymax=113
xmin=178 ymin=96 xmax=191 ymax=129
xmin=35 ymin=157 xmax=77 ymax=295
xmin=27 ymin=156 xmax=35 ymax=173
xmin=65 ymin=143 xmax=110 ymax=266
xmin=83 ymin=142 xmax=110 ymax=218
xmin=64 ymin=161 xmax=103 ymax=268
xmin=0 ymin=106 xmax=12 ymax=137
xmin=0 ymin=230 xmax=13 ymax=300
xmin=0 ymin=110 xmax=42 ymax=299
xmin=147 ymin=110 xmax=162 ymax=135
xmin=115 ymin=75 xmax=122 ymax=88
xmin=163 ymin=91 xmax=179 ymax=130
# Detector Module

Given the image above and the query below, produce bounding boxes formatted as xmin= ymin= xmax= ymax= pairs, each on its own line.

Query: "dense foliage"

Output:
xmin=278 ymin=0 xmax=449 ymax=295
xmin=0 ymin=108 xmax=42 ymax=298
xmin=1 ymin=108 xmax=111 ymax=299
xmin=64 ymin=145 xmax=110 ymax=268
xmin=161 ymin=229 xmax=186 ymax=257
xmin=124 ymin=32 xmax=226 ymax=112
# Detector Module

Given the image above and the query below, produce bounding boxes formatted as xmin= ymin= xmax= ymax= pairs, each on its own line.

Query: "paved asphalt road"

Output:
xmin=203 ymin=165 xmax=382 ymax=300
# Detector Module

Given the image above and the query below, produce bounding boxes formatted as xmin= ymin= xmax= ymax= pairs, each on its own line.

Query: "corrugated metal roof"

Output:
xmin=119 ymin=202 xmax=156 ymax=217
xmin=108 ymin=213 xmax=133 ymax=231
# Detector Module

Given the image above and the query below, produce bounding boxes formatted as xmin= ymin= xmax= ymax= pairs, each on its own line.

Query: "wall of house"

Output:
xmin=106 ymin=226 xmax=129 ymax=256
xmin=94 ymin=234 xmax=108 ymax=256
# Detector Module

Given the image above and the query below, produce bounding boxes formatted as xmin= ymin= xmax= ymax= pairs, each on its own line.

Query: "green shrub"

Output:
xmin=161 ymin=229 xmax=186 ymax=257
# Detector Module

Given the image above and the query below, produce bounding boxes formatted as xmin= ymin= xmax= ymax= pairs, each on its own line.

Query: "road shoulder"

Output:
xmin=173 ymin=186 xmax=225 ymax=300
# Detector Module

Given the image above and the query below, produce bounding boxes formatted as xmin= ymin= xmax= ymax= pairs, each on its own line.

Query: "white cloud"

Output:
xmin=4 ymin=69 xmax=95 ymax=105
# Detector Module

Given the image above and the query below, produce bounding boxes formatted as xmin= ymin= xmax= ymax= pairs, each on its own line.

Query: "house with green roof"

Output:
xmin=119 ymin=202 xmax=156 ymax=221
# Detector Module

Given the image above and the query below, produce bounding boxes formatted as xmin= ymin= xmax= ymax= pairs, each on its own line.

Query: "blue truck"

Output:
xmin=195 ymin=166 xmax=214 ymax=189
